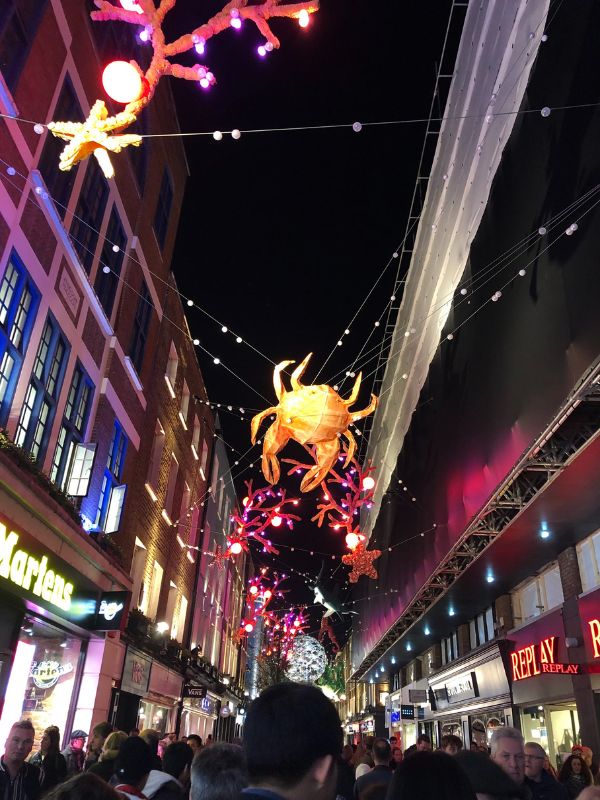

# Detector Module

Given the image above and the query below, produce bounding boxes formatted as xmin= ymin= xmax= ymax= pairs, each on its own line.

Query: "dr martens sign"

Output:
xmin=510 ymin=636 xmax=581 ymax=681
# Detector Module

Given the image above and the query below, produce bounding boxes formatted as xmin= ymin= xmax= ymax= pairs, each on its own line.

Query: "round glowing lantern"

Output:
xmin=362 ymin=476 xmax=376 ymax=491
xmin=249 ymin=585 xmax=259 ymax=595
xmin=263 ymin=589 xmax=272 ymax=600
xmin=271 ymin=515 xmax=282 ymax=527
xmin=229 ymin=541 xmax=243 ymax=555
xmin=244 ymin=622 xmax=254 ymax=633
xmin=345 ymin=532 xmax=360 ymax=550
xmin=120 ymin=0 xmax=143 ymax=13
xmin=102 ymin=61 xmax=143 ymax=104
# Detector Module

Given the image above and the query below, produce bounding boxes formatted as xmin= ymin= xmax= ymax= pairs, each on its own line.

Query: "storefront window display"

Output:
xmin=520 ymin=703 xmax=580 ymax=768
xmin=137 ymin=700 xmax=170 ymax=735
xmin=0 ymin=616 xmax=83 ymax=749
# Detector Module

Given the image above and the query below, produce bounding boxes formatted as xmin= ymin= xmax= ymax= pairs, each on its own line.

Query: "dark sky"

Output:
xmin=166 ymin=0 xmax=458 ymax=638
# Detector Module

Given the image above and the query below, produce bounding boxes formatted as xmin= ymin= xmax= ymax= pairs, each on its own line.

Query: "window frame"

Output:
xmin=95 ymin=420 xmax=128 ymax=532
xmin=50 ymin=361 xmax=94 ymax=489
xmin=0 ymin=0 xmax=49 ymax=92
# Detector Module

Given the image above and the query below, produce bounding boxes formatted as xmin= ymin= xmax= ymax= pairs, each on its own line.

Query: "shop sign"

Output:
xmin=359 ymin=720 xmax=374 ymax=732
xmin=200 ymin=696 xmax=217 ymax=716
xmin=390 ymin=710 xmax=400 ymax=724
xmin=183 ymin=684 xmax=207 ymax=699
xmin=408 ymin=689 xmax=428 ymax=703
xmin=400 ymin=704 xmax=415 ymax=720
xmin=445 ymin=672 xmax=479 ymax=703
xmin=30 ymin=660 xmax=74 ymax=689
xmin=588 ymin=619 xmax=600 ymax=659
xmin=121 ymin=648 xmax=151 ymax=695
xmin=0 ymin=520 xmax=75 ymax=613
xmin=510 ymin=636 xmax=581 ymax=680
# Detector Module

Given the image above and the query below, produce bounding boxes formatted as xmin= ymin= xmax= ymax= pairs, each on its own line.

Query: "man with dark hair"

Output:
xmin=85 ymin=722 xmax=114 ymax=770
xmin=353 ymin=738 xmax=393 ymax=800
xmin=441 ymin=734 xmax=463 ymax=755
xmin=242 ymin=682 xmax=342 ymax=800
xmin=162 ymin=741 xmax=193 ymax=791
xmin=403 ymin=734 xmax=431 ymax=759
xmin=190 ymin=743 xmax=247 ymax=800
xmin=187 ymin=736 xmax=203 ymax=757
xmin=0 ymin=720 xmax=41 ymax=800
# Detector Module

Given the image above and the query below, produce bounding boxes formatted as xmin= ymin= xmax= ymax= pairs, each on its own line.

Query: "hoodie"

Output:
xmin=143 ymin=770 xmax=185 ymax=800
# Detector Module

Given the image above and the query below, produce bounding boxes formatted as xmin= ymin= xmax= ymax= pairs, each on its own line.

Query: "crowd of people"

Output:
xmin=1 ymin=685 xmax=599 ymax=800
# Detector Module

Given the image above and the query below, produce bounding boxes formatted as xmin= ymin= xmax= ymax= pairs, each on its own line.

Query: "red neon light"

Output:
xmin=589 ymin=619 xmax=600 ymax=659
xmin=511 ymin=636 xmax=557 ymax=681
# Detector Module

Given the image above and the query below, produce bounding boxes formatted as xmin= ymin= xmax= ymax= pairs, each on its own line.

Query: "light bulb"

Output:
xmin=249 ymin=585 xmax=258 ymax=595
xmin=102 ymin=61 xmax=143 ymax=104
xmin=200 ymin=78 xmax=210 ymax=89
xmin=139 ymin=28 xmax=150 ymax=42
xmin=298 ymin=9 xmax=310 ymax=27
xmin=213 ymin=357 xmax=220 ymax=364
xmin=362 ymin=476 xmax=375 ymax=491
xmin=213 ymin=131 xmax=223 ymax=141
xmin=264 ymin=589 xmax=272 ymax=599
xmin=271 ymin=516 xmax=282 ymax=527
xmin=229 ymin=541 xmax=242 ymax=555
xmin=345 ymin=532 xmax=360 ymax=550
xmin=120 ymin=0 xmax=143 ymax=12
xmin=221 ymin=325 xmax=228 ymax=333
xmin=352 ymin=122 xmax=362 ymax=133
xmin=230 ymin=16 xmax=242 ymax=29
xmin=244 ymin=622 xmax=254 ymax=633
xmin=231 ymin=129 xmax=241 ymax=140
xmin=257 ymin=45 xmax=267 ymax=57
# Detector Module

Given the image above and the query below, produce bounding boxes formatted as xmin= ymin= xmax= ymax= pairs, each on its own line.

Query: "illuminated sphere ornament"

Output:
xmin=285 ymin=635 xmax=327 ymax=684
xmin=345 ymin=532 xmax=360 ymax=550
xmin=271 ymin=515 xmax=282 ymax=527
xmin=229 ymin=541 xmax=243 ymax=555
xmin=362 ymin=476 xmax=375 ymax=491
xmin=102 ymin=61 xmax=143 ymax=104
xmin=120 ymin=0 xmax=143 ymax=13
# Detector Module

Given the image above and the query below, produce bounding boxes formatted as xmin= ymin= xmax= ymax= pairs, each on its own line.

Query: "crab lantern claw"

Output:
xmin=273 ymin=360 xmax=295 ymax=401
xmin=351 ymin=393 xmax=378 ymax=422
xmin=291 ymin=353 xmax=312 ymax=390
xmin=251 ymin=406 xmax=277 ymax=444
xmin=344 ymin=371 xmax=362 ymax=407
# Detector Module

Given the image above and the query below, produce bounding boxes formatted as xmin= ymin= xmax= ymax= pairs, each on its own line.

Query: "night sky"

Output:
xmin=165 ymin=0 xmax=457 ymax=639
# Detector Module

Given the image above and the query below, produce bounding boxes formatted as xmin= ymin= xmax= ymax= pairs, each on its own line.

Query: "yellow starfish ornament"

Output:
xmin=48 ymin=99 xmax=142 ymax=179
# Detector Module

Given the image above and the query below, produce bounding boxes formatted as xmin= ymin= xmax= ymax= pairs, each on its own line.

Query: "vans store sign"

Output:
xmin=0 ymin=516 xmax=129 ymax=630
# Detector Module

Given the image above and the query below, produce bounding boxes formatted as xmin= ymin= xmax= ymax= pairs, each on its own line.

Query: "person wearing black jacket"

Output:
xmin=29 ymin=726 xmax=67 ymax=793
xmin=353 ymin=739 xmax=393 ymax=800
xmin=0 ymin=720 xmax=41 ymax=800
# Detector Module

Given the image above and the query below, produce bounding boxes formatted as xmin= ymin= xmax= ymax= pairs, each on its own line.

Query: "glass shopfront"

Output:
xmin=0 ymin=615 xmax=83 ymax=750
xmin=520 ymin=702 xmax=580 ymax=768
xmin=137 ymin=699 xmax=170 ymax=734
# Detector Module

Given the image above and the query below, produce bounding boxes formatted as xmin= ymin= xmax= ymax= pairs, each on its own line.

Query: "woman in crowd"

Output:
xmin=559 ymin=755 xmax=594 ymax=799
xmin=88 ymin=731 xmax=129 ymax=783
xmin=29 ymin=726 xmax=67 ymax=792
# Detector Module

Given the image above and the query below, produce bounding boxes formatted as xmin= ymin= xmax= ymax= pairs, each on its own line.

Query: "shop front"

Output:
xmin=427 ymin=641 xmax=513 ymax=749
xmin=508 ymin=610 xmax=581 ymax=768
xmin=0 ymin=496 xmax=131 ymax=749
xmin=390 ymin=680 xmax=430 ymax=749
xmin=180 ymin=684 xmax=219 ymax=742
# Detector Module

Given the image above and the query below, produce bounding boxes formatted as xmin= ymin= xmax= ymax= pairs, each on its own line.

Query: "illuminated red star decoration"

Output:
xmin=209 ymin=545 xmax=227 ymax=569
xmin=342 ymin=543 xmax=381 ymax=583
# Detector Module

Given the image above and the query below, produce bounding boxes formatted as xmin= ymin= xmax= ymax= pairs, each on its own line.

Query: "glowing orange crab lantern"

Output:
xmin=251 ymin=354 xmax=377 ymax=492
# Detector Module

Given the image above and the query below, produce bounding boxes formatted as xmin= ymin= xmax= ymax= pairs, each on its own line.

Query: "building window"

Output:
xmin=577 ymin=530 xmax=600 ymax=592
xmin=0 ymin=0 xmax=48 ymax=91
xmin=162 ymin=453 xmax=178 ymax=524
xmin=145 ymin=419 xmax=164 ymax=498
xmin=165 ymin=343 xmax=178 ymax=397
xmin=94 ymin=206 xmax=126 ymax=317
xmin=469 ymin=607 xmax=495 ymax=649
xmin=177 ymin=481 xmax=190 ymax=543
xmin=14 ymin=315 xmax=69 ymax=464
xmin=129 ymin=281 xmax=152 ymax=374
xmin=153 ymin=168 xmax=173 ymax=250
xmin=70 ymin=159 xmax=109 ymax=273
xmin=512 ymin=565 xmax=564 ymax=625
xmin=191 ymin=417 xmax=201 ymax=460
xmin=131 ymin=538 xmax=147 ymax=609
xmin=146 ymin=559 xmax=163 ymax=620
xmin=37 ymin=77 xmax=82 ymax=216
xmin=200 ymin=438 xmax=209 ymax=478
xmin=0 ymin=253 xmax=39 ymax=425
xmin=50 ymin=362 xmax=94 ymax=489
xmin=95 ymin=420 xmax=127 ymax=532
xmin=172 ymin=595 xmax=188 ymax=643
xmin=179 ymin=381 xmax=189 ymax=429
xmin=441 ymin=631 xmax=459 ymax=665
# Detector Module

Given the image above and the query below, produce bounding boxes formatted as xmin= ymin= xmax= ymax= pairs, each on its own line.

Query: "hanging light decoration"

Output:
xmin=285 ymin=635 xmax=327 ymax=683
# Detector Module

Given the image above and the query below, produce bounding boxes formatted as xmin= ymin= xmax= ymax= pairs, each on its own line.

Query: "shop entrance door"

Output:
xmin=520 ymin=703 xmax=580 ymax=769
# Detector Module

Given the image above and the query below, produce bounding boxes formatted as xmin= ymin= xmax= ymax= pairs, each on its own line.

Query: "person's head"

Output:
xmin=559 ymin=755 xmax=593 ymax=786
xmin=341 ymin=744 xmax=353 ymax=763
xmin=114 ymin=736 xmax=154 ymax=789
xmin=180 ymin=736 xmax=188 ymax=744
xmin=4 ymin=720 xmax=35 ymax=765
xmin=387 ymin=751 xmax=476 ymax=800
xmin=442 ymin=734 xmax=463 ymax=755
xmin=392 ymin=747 xmax=403 ymax=766
xmin=372 ymin=738 xmax=391 ymax=766
xmin=416 ymin=734 xmax=432 ymax=752
xmin=69 ymin=730 xmax=88 ymax=752
xmin=139 ymin=729 xmax=160 ymax=756
xmin=129 ymin=729 xmax=139 ymax=737
xmin=44 ymin=773 xmax=123 ymax=800
xmin=89 ymin=722 xmax=113 ymax=755
xmin=390 ymin=737 xmax=398 ymax=747
xmin=190 ymin=743 xmax=248 ymax=800
xmin=41 ymin=726 xmax=61 ymax=756
xmin=187 ymin=735 xmax=203 ymax=755
xmin=524 ymin=742 xmax=546 ymax=782
xmin=101 ymin=731 xmax=128 ymax=762
xmin=471 ymin=741 xmax=480 ymax=752
xmin=243 ymin=682 xmax=342 ymax=800
xmin=163 ymin=741 xmax=193 ymax=783
xmin=490 ymin=727 xmax=525 ymax=785
xmin=455 ymin=750 xmax=527 ymax=800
